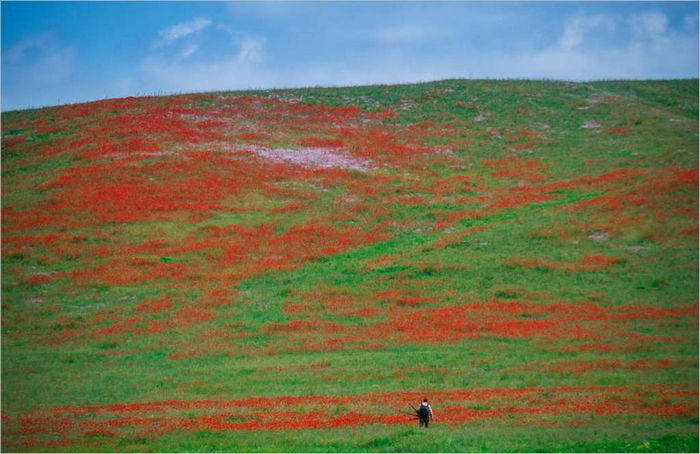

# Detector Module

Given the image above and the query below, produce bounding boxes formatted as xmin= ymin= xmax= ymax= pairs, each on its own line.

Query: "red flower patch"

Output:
xmin=606 ymin=127 xmax=630 ymax=135
xmin=136 ymin=297 xmax=173 ymax=314
xmin=4 ymin=384 xmax=695 ymax=450
xmin=297 ymin=137 xmax=345 ymax=148
xmin=505 ymin=253 xmax=620 ymax=272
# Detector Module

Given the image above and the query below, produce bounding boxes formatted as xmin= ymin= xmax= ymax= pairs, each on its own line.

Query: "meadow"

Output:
xmin=1 ymin=79 xmax=698 ymax=452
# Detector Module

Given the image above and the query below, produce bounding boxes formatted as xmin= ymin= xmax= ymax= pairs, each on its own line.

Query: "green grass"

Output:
xmin=1 ymin=79 xmax=697 ymax=452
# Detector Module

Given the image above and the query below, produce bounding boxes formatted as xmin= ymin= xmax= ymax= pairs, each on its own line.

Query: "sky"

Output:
xmin=2 ymin=1 xmax=698 ymax=111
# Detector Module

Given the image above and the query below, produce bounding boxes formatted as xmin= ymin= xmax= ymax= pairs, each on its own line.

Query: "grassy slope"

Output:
xmin=1 ymin=79 xmax=698 ymax=452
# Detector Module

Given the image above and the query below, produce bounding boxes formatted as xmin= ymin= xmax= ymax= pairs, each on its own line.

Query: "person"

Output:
xmin=417 ymin=398 xmax=434 ymax=427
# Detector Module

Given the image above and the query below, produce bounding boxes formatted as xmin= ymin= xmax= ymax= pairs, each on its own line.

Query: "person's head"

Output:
xmin=422 ymin=398 xmax=428 ymax=404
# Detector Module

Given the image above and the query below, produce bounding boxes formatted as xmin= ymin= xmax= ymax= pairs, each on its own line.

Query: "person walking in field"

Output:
xmin=417 ymin=398 xmax=434 ymax=427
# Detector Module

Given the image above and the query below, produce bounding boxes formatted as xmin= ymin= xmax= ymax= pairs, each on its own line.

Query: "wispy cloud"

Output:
xmin=628 ymin=11 xmax=668 ymax=39
xmin=180 ymin=44 xmax=199 ymax=59
xmin=152 ymin=17 xmax=212 ymax=47
xmin=140 ymin=15 xmax=267 ymax=92
xmin=3 ymin=32 xmax=76 ymax=85
xmin=559 ymin=15 xmax=616 ymax=50
xmin=683 ymin=13 xmax=698 ymax=31
xmin=478 ymin=12 xmax=697 ymax=80
xmin=136 ymin=8 xmax=698 ymax=98
xmin=2 ymin=3 xmax=697 ymax=111
xmin=236 ymin=36 xmax=265 ymax=64
xmin=141 ymin=34 xmax=266 ymax=93
xmin=1 ymin=31 xmax=78 ymax=109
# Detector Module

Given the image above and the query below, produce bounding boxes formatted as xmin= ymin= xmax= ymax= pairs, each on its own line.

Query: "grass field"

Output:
xmin=1 ymin=79 xmax=698 ymax=452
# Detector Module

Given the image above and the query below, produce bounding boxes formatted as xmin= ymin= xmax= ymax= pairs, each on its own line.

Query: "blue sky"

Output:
xmin=2 ymin=1 xmax=698 ymax=111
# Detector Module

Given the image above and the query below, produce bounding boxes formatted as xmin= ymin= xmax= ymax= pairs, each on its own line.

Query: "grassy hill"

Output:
xmin=1 ymin=79 xmax=698 ymax=452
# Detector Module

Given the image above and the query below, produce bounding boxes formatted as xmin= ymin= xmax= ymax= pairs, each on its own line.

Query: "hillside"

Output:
xmin=1 ymin=79 xmax=698 ymax=452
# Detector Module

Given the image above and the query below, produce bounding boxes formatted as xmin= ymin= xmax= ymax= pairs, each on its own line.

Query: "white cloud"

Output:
xmin=559 ymin=15 xmax=616 ymax=50
xmin=137 ymin=8 xmax=697 ymax=99
xmin=140 ymin=15 xmax=271 ymax=93
xmin=3 ymin=33 xmax=76 ymax=85
xmin=683 ymin=13 xmax=699 ymax=31
xmin=4 ymin=7 xmax=697 ymax=111
xmin=215 ymin=23 xmax=240 ymax=39
xmin=236 ymin=36 xmax=265 ymax=64
xmin=484 ymin=11 xmax=696 ymax=80
xmin=1 ymin=32 xmax=80 ymax=110
xmin=628 ymin=11 xmax=668 ymax=39
xmin=153 ymin=17 xmax=212 ymax=47
xmin=180 ymin=44 xmax=199 ymax=59
xmin=140 ymin=33 xmax=268 ymax=92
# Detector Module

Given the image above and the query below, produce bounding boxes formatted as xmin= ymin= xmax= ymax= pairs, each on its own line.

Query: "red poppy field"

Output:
xmin=1 ymin=80 xmax=698 ymax=451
